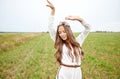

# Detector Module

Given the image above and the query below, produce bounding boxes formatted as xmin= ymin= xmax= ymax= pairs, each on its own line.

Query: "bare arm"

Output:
xmin=65 ymin=16 xmax=91 ymax=46
xmin=46 ymin=0 xmax=56 ymax=41
xmin=46 ymin=0 xmax=55 ymax=16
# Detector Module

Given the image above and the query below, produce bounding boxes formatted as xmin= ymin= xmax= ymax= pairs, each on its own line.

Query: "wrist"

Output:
xmin=78 ymin=18 xmax=84 ymax=22
xmin=51 ymin=8 xmax=55 ymax=16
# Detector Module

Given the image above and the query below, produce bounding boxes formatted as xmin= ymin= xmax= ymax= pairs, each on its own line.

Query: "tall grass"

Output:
xmin=0 ymin=32 xmax=120 ymax=79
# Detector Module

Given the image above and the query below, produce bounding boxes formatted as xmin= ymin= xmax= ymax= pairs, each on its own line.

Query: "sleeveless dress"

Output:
xmin=48 ymin=15 xmax=90 ymax=79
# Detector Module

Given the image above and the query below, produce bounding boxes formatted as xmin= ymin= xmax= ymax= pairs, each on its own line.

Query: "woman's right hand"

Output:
xmin=46 ymin=0 xmax=55 ymax=15
xmin=65 ymin=16 xmax=84 ymax=22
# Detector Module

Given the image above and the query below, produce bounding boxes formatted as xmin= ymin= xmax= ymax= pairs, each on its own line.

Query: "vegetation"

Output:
xmin=0 ymin=33 xmax=41 ymax=52
xmin=0 ymin=32 xmax=120 ymax=79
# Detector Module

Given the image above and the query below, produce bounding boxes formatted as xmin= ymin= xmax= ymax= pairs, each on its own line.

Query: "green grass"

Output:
xmin=0 ymin=32 xmax=120 ymax=79
xmin=82 ymin=32 xmax=120 ymax=79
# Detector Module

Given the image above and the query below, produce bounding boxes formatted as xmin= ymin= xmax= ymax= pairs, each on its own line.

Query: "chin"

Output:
xmin=62 ymin=38 xmax=67 ymax=41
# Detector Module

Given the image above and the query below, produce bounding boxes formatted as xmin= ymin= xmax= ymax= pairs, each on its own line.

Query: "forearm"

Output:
xmin=76 ymin=19 xmax=91 ymax=46
xmin=81 ymin=20 xmax=91 ymax=30
xmin=47 ymin=0 xmax=56 ymax=41
xmin=77 ymin=17 xmax=90 ymax=30
xmin=48 ymin=15 xmax=56 ymax=41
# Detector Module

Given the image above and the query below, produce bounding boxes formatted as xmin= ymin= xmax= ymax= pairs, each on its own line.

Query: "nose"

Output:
xmin=60 ymin=32 xmax=65 ymax=36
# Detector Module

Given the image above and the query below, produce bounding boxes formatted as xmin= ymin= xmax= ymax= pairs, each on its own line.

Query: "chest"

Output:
xmin=62 ymin=44 xmax=81 ymax=56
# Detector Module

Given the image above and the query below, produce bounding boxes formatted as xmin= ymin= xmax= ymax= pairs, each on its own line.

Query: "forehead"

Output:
xmin=58 ymin=26 xmax=65 ymax=31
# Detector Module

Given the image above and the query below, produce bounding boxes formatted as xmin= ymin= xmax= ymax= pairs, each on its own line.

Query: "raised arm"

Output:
xmin=65 ymin=16 xmax=91 ymax=46
xmin=46 ymin=0 xmax=56 ymax=41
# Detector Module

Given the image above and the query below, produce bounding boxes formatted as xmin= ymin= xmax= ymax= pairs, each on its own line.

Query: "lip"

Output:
xmin=61 ymin=36 xmax=67 ymax=40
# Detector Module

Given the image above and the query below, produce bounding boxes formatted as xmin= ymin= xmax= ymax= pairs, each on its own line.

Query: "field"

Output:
xmin=0 ymin=32 xmax=120 ymax=79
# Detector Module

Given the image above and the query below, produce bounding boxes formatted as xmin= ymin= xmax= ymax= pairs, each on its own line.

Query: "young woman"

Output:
xmin=46 ymin=0 xmax=91 ymax=79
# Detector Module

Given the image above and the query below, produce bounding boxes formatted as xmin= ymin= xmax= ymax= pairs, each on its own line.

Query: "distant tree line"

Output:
xmin=95 ymin=31 xmax=114 ymax=33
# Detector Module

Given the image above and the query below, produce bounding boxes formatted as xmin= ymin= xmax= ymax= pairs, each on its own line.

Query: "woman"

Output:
xmin=46 ymin=0 xmax=91 ymax=79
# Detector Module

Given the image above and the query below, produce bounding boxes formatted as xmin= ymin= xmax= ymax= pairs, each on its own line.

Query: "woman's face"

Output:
xmin=58 ymin=26 xmax=67 ymax=40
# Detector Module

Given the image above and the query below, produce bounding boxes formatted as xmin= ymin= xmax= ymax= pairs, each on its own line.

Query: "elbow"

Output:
xmin=85 ymin=25 xmax=91 ymax=32
xmin=88 ymin=27 xmax=91 ymax=31
xmin=87 ymin=28 xmax=91 ymax=32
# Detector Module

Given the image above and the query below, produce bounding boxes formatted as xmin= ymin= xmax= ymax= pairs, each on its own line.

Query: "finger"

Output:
xmin=65 ymin=16 xmax=70 ymax=20
xmin=67 ymin=16 xmax=72 ymax=18
xmin=65 ymin=17 xmax=71 ymax=20
xmin=65 ymin=16 xmax=72 ymax=19
xmin=65 ymin=17 xmax=68 ymax=20
xmin=46 ymin=5 xmax=49 ymax=7
xmin=47 ymin=0 xmax=52 ymax=5
xmin=47 ymin=0 xmax=50 ymax=4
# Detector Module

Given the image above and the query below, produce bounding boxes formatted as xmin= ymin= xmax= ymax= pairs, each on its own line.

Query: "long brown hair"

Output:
xmin=54 ymin=21 xmax=84 ymax=64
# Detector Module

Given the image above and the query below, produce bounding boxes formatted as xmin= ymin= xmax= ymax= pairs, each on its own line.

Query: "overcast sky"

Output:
xmin=0 ymin=0 xmax=120 ymax=32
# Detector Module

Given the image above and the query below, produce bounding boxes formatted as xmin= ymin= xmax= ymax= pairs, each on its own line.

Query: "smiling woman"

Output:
xmin=58 ymin=26 xmax=67 ymax=40
xmin=46 ymin=0 xmax=91 ymax=79
xmin=57 ymin=22 xmax=70 ymax=40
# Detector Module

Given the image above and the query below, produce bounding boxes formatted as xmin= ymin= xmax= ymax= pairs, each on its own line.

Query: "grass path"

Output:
xmin=0 ymin=33 xmax=56 ymax=79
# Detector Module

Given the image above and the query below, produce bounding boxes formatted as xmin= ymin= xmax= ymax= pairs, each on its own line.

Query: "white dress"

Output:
xmin=48 ymin=15 xmax=90 ymax=79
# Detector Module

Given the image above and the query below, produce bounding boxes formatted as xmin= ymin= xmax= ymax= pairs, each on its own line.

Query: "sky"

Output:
xmin=0 ymin=0 xmax=120 ymax=32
